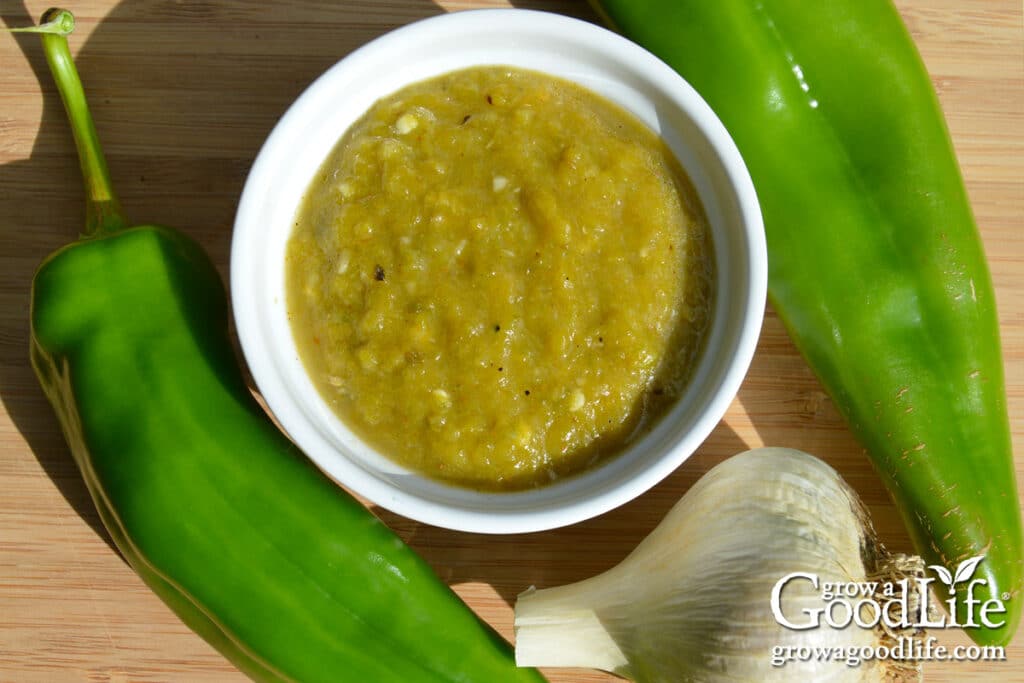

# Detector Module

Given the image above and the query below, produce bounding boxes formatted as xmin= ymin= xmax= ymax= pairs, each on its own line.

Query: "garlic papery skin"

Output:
xmin=514 ymin=447 xmax=924 ymax=682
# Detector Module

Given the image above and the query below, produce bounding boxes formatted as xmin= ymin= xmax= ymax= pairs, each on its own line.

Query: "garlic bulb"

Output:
xmin=514 ymin=447 xmax=924 ymax=682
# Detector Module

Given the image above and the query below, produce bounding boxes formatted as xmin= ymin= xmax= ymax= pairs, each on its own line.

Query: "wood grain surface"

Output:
xmin=1 ymin=0 xmax=1021 ymax=681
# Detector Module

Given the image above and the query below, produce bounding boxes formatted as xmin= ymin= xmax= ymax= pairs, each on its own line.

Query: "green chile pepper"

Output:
xmin=590 ymin=0 xmax=1022 ymax=645
xmin=24 ymin=10 xmax=544 ymax=681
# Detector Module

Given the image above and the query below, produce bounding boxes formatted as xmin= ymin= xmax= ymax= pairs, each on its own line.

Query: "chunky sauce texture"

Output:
xmin=286 ymin=66 xmax=713 ymax=490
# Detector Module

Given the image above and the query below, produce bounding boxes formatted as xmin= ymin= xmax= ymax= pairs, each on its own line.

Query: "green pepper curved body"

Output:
xmin=591 ymin=0 xmax=1022 ymax=646
xmin=27 ymin=11 xmax=544 ymax=681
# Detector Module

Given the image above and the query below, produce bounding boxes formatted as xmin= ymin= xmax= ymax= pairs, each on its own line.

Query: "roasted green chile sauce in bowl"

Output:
xmin=232 ymin=9 xmax=766 ymax=533
xmin=287 ymin=64 xmax=714 ymax=491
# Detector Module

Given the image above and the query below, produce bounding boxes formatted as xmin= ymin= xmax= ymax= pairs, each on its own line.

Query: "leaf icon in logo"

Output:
xmin=928 ymin=556 xmax=985 ymax=594
xmin=953 ymin=555 xmax=985 ymax=584
xmin=930 ymin=564 xmax=954 ymax=588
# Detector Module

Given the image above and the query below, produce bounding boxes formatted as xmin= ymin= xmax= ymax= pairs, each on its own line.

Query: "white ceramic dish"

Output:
xmin=231 ymin=9 xmax=766 ymax=534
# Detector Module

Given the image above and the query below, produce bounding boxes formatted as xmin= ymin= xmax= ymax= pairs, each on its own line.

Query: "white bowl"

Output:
xmin=231 ymin=8 xmax=766 ymax=534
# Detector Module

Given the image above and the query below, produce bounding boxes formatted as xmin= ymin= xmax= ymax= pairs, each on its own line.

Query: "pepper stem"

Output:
xmin=15 ymin=9 xmax=126 ymax=236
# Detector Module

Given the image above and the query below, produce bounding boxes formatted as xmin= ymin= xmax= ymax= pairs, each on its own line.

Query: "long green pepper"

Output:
xmin=591 ymin=0 xmax=1022 ymax=646
xmin=24 ymin=9 xmax=545 ymax=681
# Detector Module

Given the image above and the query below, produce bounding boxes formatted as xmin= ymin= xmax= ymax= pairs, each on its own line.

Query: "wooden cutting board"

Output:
xmin=0 ymin=0 xmax=1020 ymax=680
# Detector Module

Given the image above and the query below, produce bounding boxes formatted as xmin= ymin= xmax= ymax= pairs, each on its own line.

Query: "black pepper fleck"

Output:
xmin=461 ymin=114 xmax=472 ymax=125
xmin=494 ymin=324 xmax=501 ymax=332
xmin=374 ymin=265 xmax=385 ymax=281
xmin=486 ymin=94 xmax=493 ymax=105
xmin=524 ymin=390 xmax=530 ymax=396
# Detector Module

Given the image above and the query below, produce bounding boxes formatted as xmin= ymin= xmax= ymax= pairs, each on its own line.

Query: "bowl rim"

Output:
xmin=231 ymin=8 xmax=767 ymax=534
